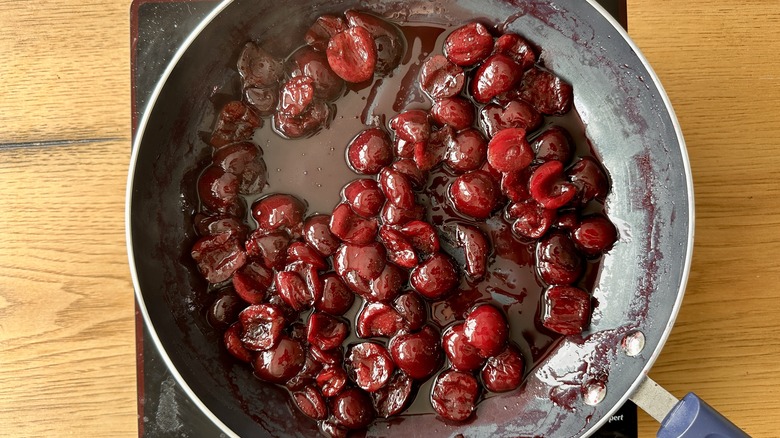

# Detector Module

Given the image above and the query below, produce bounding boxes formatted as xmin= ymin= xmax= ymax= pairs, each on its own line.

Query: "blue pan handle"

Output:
xmin=630 ymin=377 xmax=750 ymax=437
xmin=657 ymin=392 xmax=750 ymax=438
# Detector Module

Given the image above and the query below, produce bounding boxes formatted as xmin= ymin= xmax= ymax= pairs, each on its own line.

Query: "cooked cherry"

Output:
xmin=343 ymin=179 xmax=385 ymax=218
xmin=276 ymin=270 xmax=315 ymax=311
xmin=449 ymin=170 xmax=500 ymax=219
xmin=194 ymin=214 xmax=247 ymax=240
xmin=371 ymin=372 xmax=414 ymax=418
xmin=419 ymin=54 xmax=465 ymax=99
xmin=410 ymin=253 xmax=458 ymax=300
xmin=346 ymin=128 xmax=393 ymax=175
xmin=288 ymin=46 xmax=345 ymax=101
xmin=536 ymin=232 xmax=584 ymax=285
xmin=333 ymin=242 xmax=387 ymax=284
xmin=379 ymin=167 xmax=416 ymax=209
xmin=566 ymin=156 xmax=609 ymax=204
xmin=367 ymin=263 xmax=406 ymax=303
xmin=307 ymin=312 xmax=348 ymax=351
xmin=348 ymin=342 xmax=395 ymax=392
xmin=232 ymin=260 xmax=273 ymax=304
xmin=253 ymin=335 xmax=305 ymax=384
xmin=237 ymin=42 xmax=284 ymax=89
xmin=317 ymin=365 xmax=348 ymax=397
xmin=572 ymin=215 xmax=618 ymax=256
xmin=507 ymin=200 xmax=556 ymax=240
xmin=494 ymin=33 xmax=537 ymax=71
xmin=379 ymin=227 xmax=418 ymax=269
xmin=529 ymin=160 xmax=577 ymax=209
xmin=304 ymin=214 xmax=340 ymax=257
xmin=305 ymin=14 xmax=348 ymax=52
xmin=210 ymin=101 xmax=262 ymax=148
xmin=238 ymin=304 xmax=285 ymax=351
xmin=553 ymin=211 xmax=579 ymax=231
xmin=329 ymin=202 xmax=378 ymax=245
xmin=327 ymin=27 xmax=377 ymax=83
xmin=481 ymin=345 xmax=524 ymax=392
xmin=500 ymin=166 xmax=535 ymax=203
xmin=445 ymin=129 xmax=487 ymax=174
xmin=251 ymin=194 xmax=306 ymax=236
xmin=191 ymin=232 xmax=247 ymax=283
xmin=399 ymin=221 xmax=440 ymax=254
xmin=519 ymin=67 xmax=573 ymax=115
xmin=431 ymin=96 xmax=474 ymax=131
xmin=356 ymin=302 xmax=406 ymax=338
xmin=390 ymin=109 xmax=430 ymax=143
xmin=479 ymin=100 xmax=542 ymax=139
xmin=345 ymin=10 xmax=405 ymax=74
xmin=330 ymin=388 xmax=376 ymax=429
xmin=464 ymin=304 xmax=509 ymax=358
xmin=273 ymin=100 xmax=331 ymax=139
xmin=533 ymin=126 xmax=574 ymax=164
xmin=380 ymin=201 xmax=424 ymax=226
xmin=265 ymin=293 xmax=297 ymax=322
xmin=391 ymin=158 xmax=427 ymax=188
xmin=443 ymin=22 xmax=493 ymax=66
xmin=293 ymin=386 xmax=328 ymax=420
xmin=393 ymin=293 xmax=427 ymax=331
xmin=213 ymin=141 xmax=267 ymax=195
xmin=388 ymin=325 xmax=442 ymax=380
xmin=487 ymin=128 xmax=534 ymax=173
xmin=208 ymin=288 xmax=243 ymax=330
xmin=316 ymin=273 xmax=355 ymax=316
xmin=319 ymin=419 xmax=348 ymax=438
xmin=287 ymin=322 xmax=308 ymax=344
xmin=198 ymin=165 xmax=240 ymax=214
xmin=430 ymin=370 xmax=479 ymax=422
xmin=393 ymin=137 xmax=415 ymax=158
xmin=542 ymin=285 xmax=591 ymax=335
xmin=286 ymin=355 xmax=324 ymax=391
xmin=454 ymin=223 xmax=490 ymax=279
xmin=278 ymin=76 xmax=315 ymax=116
xmin=414 ymin=126 xmax=452 ymax=172
xmin=224 ymin=323 xmax=253 ymax=363
xmin=470 ymin=53 xmax=522 ymax=103
xmin=244 ymin=230 xmax=290 ymax=270
xmin=286 ymin=241 xmax=327 ymax=270
xmin=244 ymin=86 xmax=277 ymax=116
xmin=442 ymin=323 xmax=484 ymax=371
xmin=285 ymin=261 xmax=324 ymax=304
xmin=311 ymin=345 xmax=344 ymax=366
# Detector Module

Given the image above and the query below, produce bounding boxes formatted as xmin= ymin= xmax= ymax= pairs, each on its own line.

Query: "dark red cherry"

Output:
xmin=479 ymin=100 xmax=542 ymax=139
xmin=410 ymin=253 xmax=459 ymax=300
xmin=276 ymin=270 xmax=315 ymax=311
xmin=518 ymin=67 xmax=573 ymax=115
xmin=343 ymin=179 xmax=385 ymax=218
xmin=393 ymin=293 xmax=427 ymax=331
xmin=448 ymin=170 xmax=500 ymax=219
xmin=333 ymin=242 xmax=387 ymax=283
xmin=307 ymin=312 xmax=348 ymax=351
xmin=464 ymin=304 xmax=509 ymax=358
xmin=371 ymin=372 xmax=414 ymax=418
xmin=481 ymin=345 xmax=524 ymax=392
xmin=378 ymin=167 xmax=416 ymax=209
xmin=232 ymin=261 xmax=273 ymax=304
xmin=430 ymin=370 xmax=479 ymax=422
xmin=380 ymin=201 xmax=424 ymax=226
xmin=506 ymin=200 xmax=556 ymax=240
xmin=244 ymin=230 xmax=290 ymax=270
xmin=288 ymin=46 xmax=345 ymax=101
xmin=317 ymin=365 xmax=348 ymax=397
xmin=419 ymin=54 xmax=465 ymax=99
xmin=292 ymin=386 xmax=328 ymax=420
xmin=470 ymin=53 xmax=522 ymax=103
xmin=316 ymin=273 xmax=355 ymax=316
xmin=244 ymin=87 xmax=277 ymax=116
xmin=286 ymin=242 xmax=327 ymax=270
xmin=542 ymin=285 xmax=592 ymax=335
xmin=500 ymin=166 xmax=535 ymax=203
xmin=327 ymin=27 xmax=377 ymax=83
xmin=379 ymin=227 xmax=418 ymax=269
xmin=493 ymin=33 xmax=537 ymax=71
xmin=191 ymin=232 xmax=246 ymax=284
xmin=198 ymin=165 xmax=240 ymax=215
xmin=356 ymin=302 xmax=406 ymax=338
xmin=566 ymin=156 xmax=609 ymax=204
xmin=388 ymin=325 xmax=442 ymax=380
xmin=443 ymin=22 xmax=493 ymax=66
xmin=278 ymin=76 xmax=315 ymax=116
xmin=445 ymin=129 xmax=487 ymax=174
xmin=347 ymin=128 xmax=393 ymax=175
xmin=210 ymin=101 xmax=262 ymax=149
xmin=399 ymin=221 xmax=440 ymax=254
xmin=251 ymin=194 xmax=306 ymax=236
xmin=390 ymin=109 xmax=430 ymax=143
xmin=533 ymin=126 xmax=574 ymax=164
xmin=345 ymin=10 xmax=405 ymax=74
xmin=347 ymin=342 xmax=395 ymax=392
xmin=273 ymin=99 xmax=331 ymax=139
xmin=253 ymin=336 xmax=305 ymax=384
xmin=536 ymin=232 xmax=584 ymax=285
xmin=454 ymin=223 xmax=490 ymax=280
xmin=442 ymin=323 xmax=484 ymax=372
xmin=571 ymin=215 xmax=618 ymax=256
xmin=305 ymin=14 xmax=348 ymax=52
xmin=330 ymin=388 xmax=376 ymax=429
xmin=329 ymin=202 xmax=378 ymax=245
xmin=207 ymin=288 xmax=243 ymax=330
xmin=224 ymin=323 xmax=253 ymax=363
xmin=304 ymin=214 xmax=340 ymax=257
xmin=431 ymin=96 xmax=474 ymax=131
xmin=367 ymin=263 xmax=406 ymax=303
xmin=529 ymin=160 xmax=577 ymax=209
xmin=487 ymin=128 xmax=534 ymax=173
xmin=237 ymin=42 xmax=284 ymax=89
xmin=390 ymin=159 xmax=427 ymax=188
xmin=213 ymin=141 xmax=267 ymax=195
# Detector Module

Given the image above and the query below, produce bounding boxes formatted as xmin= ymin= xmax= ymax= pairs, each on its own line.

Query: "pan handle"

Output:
xmin=629 ymin=376 xmax=750 ymax=437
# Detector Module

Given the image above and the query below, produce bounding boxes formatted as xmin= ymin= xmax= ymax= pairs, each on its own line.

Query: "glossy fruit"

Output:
xmin=519 ymin=67 xmax=573 ymax=115
xmin=567 ymin=156 xmax=609 ymax=204
xmin=479 ymin=100 xmax=542 ymax=139
xmin=399 ymin=221 xmax=440 ymax=254
xmin=317 ymin=365 xmax=348 ymax=397
xmin=445 ymin=129 xmax=487 ymax=174
xmin=572 ymin=215 xmax=618 ymax=256
xmin=449 ymin=170 xmax=500 ymax=219
xmin=303 ymin=214 xmax=340 ymax=257
xmin=454 ymin=223 xmax=490 ymax=279
xmin=330 ymin=388 xmax=376 ymax=429
xmin=329 ymin=203 xmax=378 ymax=245
xmin=371 ymin=372 xmax=414 ymax=418
xmin=442 ymin=323 xmax=484 ymax=371
xmin=253 ymin=336 xmax=306 ymax=384
xmin=410 ymin=253 xmax=459 ymax=300
xmin=443 ymin=22 xmax=493 ymax=66
xmin=316 ymin=273 xmax=355 ymax=316
xmin=198 ymin=165 xmax=240 ymax=214
xmin=348 ymin=342 xmax=395 ymax=392
xmin=232 ymin=261 xmax=273 ymax=304
xmin=487 ymin=128 xmax=534 ymax=173
xmin=463 ymin=304 xmax=509 ymax=358
xmin=245 ymin=230 xmax=291 ymax=270
xmin=533 ymin=126 xmax=574 ymax=164
xmin=393 ymin=293 xmax=427 ymax=331
xmin=481 ymin=345 xmax=524 ymax=392
xmin=237 ymin=42 xmax=284 ymax=88
xmin=430 ymin=370 xmax=479 ymax=422
xmin=542 ymin=285 xmax=591 ymax=335
xmin=288 ymin=46 xmax=345 ymax=101
xmin=327 ymin=27 xmax=377 ymax=83
xmin=191 ymin=232 xmax=246 ymax=284
xmin=379 ymin=227 xmax=418 ymax=269
xmin=292 ymin=386 xmax=328 ymax=420
xmin=278 ymin=76 xmax=315 ymax=116
xmin=507 ymin=200 xmax=556 ymax=240
xmin=273 ymin=100 xmax=331 ymax=139
xmin=213 ymin=141 xmax=267 ymax=195
xmin=390 ymin=109 xmax=430 ymax=143
xmin=379 ymin=167 xmax=416 ymax=209
xmin=356 ymin=302 xmax=406 ymax=338
xmin=347 ymin=128 xmax=393 ymax=175
xmin=494 ymin=33 xmax=537 ymax=71
xmin=305 ymin=14 xmax=348 ymax=51
xmin=419 ymin=54 xmax=465 ymax=99
xmin=251 ymin=194 xmax=306 ymax=235
xmin=208 ymin=288 xmax=243 ymax=330
xmin=224 ymin=323 xmax=253 ymax=363
xmin=276 ymin=270 xmax=316 ymax=311
xmin=343 ymin=179 xmax=385 ymax=218
xmin=431 ymin=96 xmax=474 ymax=131
xmin=286 ymin=242 xmax=327 ymax=269
xmin=367 ymin=263 xmax=406 ymax=303
xmin=388 ymin=325 xmax=442 ymax=380
xmin=345 ymin=10 xmax=405 ymax=74
xmin=307 ymin=312 xmax=348 ymax=351
xmin=536 ymin=232 xmax=584 ymax=285
xmin=529 ymin=160 xmax=577 ymax=209
xmin=210 ymin=101 xmax=262 ymax=148
xmin=470 ymin=54 xmax=522 ymax=103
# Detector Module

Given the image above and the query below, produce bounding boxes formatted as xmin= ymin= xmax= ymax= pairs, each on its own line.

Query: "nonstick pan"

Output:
xmin=126 ymin=0 xmax=744 ymax=436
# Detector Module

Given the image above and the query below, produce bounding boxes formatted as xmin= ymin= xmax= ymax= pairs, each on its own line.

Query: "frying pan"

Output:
xmin=126 ymin=0 xmax=745 ymax=436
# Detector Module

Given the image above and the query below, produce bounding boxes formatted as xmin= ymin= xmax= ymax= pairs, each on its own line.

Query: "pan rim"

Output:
xmin=124 ymin=0 xmax=694 ymax=436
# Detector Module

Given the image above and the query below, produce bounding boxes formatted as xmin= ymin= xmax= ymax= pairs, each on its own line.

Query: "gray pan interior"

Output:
xmin=127 ymin=0 xmax=693 ymax=436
